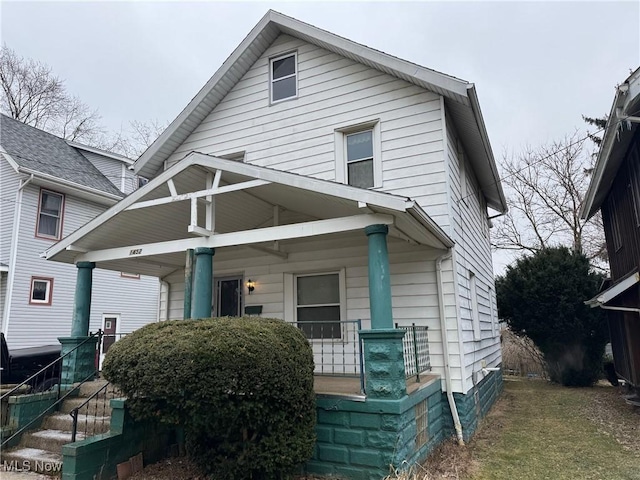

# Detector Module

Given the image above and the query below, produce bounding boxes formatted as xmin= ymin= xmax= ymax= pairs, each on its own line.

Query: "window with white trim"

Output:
xmin=607 ymin=196 xmax=623 ymax=251
xmin=295 ymin=273 xmax=341 ymax=339
xmin=30 ymin=277 xmax=53 ymax=305
xmin=629 ymin=146 xmax=640 ymax=227
xmin=335 ymin=121 xmax=381 ymax=189
xmin=270 ymin=52 xmax=297 ymax=103
xmin=36 ymin=189 xmax=64 ymax=240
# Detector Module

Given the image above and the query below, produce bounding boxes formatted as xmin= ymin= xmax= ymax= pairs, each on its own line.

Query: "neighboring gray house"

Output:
xmin=0 ymin=114 xmax=159 ymax=351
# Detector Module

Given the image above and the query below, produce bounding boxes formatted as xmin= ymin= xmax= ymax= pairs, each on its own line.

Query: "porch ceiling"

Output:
xmin=44 ymin=153 xmax=452 ymax=277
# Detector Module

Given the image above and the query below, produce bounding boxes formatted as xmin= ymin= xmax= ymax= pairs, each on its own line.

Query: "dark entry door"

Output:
xmin=214 ymin=277 xmax=243 ymax=317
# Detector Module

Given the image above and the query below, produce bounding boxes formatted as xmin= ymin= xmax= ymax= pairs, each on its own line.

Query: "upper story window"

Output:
xmin=36 ymin=189 xmax=64 ymax=240
xmin=270 ymin=52 xmax=297 ymax=103
xmin=335 ymin=121 xmax=382 ymax=189
xmin=607 ymin=196 xmax=623 ymax=252
xmin=30 ymin=277 xmax=53 ymax=305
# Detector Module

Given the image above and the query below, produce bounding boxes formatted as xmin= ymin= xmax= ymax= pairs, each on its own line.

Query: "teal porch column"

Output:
xmin=191 ymin=247 xmax=214 ymax=319
xmin=365 ymin=224 xmax=393 ymax=329
xmin=59 ymin=261 xmax=98 ymax=387
xmin=360 ymin=224 xmax=406 ymax=399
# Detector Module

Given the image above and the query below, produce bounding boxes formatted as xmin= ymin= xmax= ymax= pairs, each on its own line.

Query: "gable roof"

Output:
xmin=45 ymin=152 xmax=453 ymax=277
xmin=134 ymin=10 xmax=507 ymax=213
xmin=0 ymin=114 xmax=124 ymax=198
xmin=581 ymin=66 xmax=640 ymax=220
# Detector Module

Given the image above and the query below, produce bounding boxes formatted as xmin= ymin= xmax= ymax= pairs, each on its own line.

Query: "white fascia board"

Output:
xmin=134 ymin=12 xmax=276 ymax=177
xmin=0 ymin=146 xmax=21 ymax=173
xmin=45 ymin=156 xmax=197 ymax=261
xmin=582 ymin=68 xmax=640 ymax=220
xmin=73 ymin=213 xmax=394 ymax=264
xmin=190 ymin=152 xmax=410 ymax=212
xmin=405 ymin=201 xmax=455 ymax=248
xmin=18 ymin=167 xmax=122 ymax=205
xmin=67 ymin=141 xmax=134 ymax=165
xmin=271 ymin=11 xmax=469 ymax=98
xmin=586 ymin=271 xmax=640 ymax=307
xmin=466 ymin=84 xmax=507 ymax=213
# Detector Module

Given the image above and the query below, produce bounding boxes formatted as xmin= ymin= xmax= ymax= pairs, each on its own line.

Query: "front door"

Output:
xmin=214 ymin=276 xmax=243 ymax=317
xmin=100 ymin=314 xmax=120 ymax=369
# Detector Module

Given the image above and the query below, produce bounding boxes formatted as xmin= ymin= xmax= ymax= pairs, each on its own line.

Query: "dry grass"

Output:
xmin=131 ymin=378 xmax=639 ymax=480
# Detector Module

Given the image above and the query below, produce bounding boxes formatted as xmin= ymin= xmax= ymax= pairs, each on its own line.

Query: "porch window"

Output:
xmin=36 ymin=189 xmax=64 ymax=240
xmin=30 ymin=277 xmax=53 ymax=305
xmin=295 ymin=273 xmax=341 ymax=339
xmin=270 ymin=52 xmax=297 ymax=103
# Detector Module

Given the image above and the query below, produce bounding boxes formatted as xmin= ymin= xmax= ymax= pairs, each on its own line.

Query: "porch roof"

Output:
xmin=43 ymin=153 xmax=453 ymax=278
xmin=585 ymin=270 xmax=640 ymax=309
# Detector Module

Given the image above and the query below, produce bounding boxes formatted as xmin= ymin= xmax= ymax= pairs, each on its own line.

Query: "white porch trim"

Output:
xmin=70 ymin=213 xmax=393 ymax=264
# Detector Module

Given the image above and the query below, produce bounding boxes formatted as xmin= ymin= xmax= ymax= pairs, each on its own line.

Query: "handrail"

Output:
xmin=70 ymin=381 xmax=121 ymax=443
xmin=0 ymin=330 xmax=102 ymax=400
xmin=1 ymin=330 xmax=103 ymax=448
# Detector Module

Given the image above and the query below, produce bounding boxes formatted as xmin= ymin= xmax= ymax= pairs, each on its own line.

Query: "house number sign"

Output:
xmin=129 ymin=249 xmax=142 ymax=255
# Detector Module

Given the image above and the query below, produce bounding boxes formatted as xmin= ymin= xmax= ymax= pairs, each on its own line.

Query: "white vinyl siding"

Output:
xmin=0 ymin=159 xmax=20 ymax=267
xmin=445 ymin=111 xmax=501 ymax=391
xmin=3 ymin=184 xmax=159 ymax=349
xmin=164 ymin=34 xmax=449 ymax=229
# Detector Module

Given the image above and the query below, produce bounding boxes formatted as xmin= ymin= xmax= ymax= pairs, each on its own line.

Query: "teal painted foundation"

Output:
xmin=59 ymin=336 xmax=98 ymax=387
xmin=1 ymin=391 xmax=59 ymax=446
xmin=62 ymin=399 xmax=176 ymax=480
xmin=359 ymin=329 xmax=407 ymax=399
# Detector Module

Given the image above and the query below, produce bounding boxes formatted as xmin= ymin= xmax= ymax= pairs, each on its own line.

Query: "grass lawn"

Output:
xmin=466 ymin=378 xmax=640 ymax=480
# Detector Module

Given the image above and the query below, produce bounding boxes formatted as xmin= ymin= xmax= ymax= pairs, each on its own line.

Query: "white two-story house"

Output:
xmin=45 ymin=11 xmax=507 ymax=474
xmin=0 ymin=114 xmax=159 ymax=351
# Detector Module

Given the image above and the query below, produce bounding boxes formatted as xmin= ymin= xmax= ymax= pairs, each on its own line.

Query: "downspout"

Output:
xmin=436 ymin=250 xmax=465 ymax=446
xmin=3 ymin=174 xmax=34 ymax=337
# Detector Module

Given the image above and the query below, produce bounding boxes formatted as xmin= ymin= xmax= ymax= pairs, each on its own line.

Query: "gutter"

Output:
xmin=2 ymin=174 xmax=34 ymax=338
xmin=405 ymin=201 xmax=455 ymax=248
xmin=17 ymin=167 xmax=122 ymax=205
xmin=436 ymin=250 xmax=465 ymax=445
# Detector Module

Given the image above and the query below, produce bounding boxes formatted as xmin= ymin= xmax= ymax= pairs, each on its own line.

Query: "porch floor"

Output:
xmin=313 ymin=373 xmax=440 ymax=397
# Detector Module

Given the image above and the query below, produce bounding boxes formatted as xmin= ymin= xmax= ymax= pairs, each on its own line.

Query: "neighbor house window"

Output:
xmin=629 ymin=146 xmax=640 ymax=227
xmin=607 ymin=196 xmax=623 ymax=251
xmin=335 ymin=121 xmax=382 ymax=189
xmin=120 ymin=272 xmax=140 ymax=279
xmin=36 ymin=189 xmax=64 ymax=240
xmin=137 ymin=176 xmax=149 ymax=188
xmin=30 ymin=277 xmax=53 ymax=305
xmin=295 ymin=273 xmax=341 ymax=339
xmin=270 ymin=52 xmax=297 ymax=103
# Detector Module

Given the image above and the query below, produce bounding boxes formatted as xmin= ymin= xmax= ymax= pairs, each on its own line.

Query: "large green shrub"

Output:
xmin=496 ymin=247 xmax=608 ymax=386
xmin=103 ymin=317 xmax=316 ymax=479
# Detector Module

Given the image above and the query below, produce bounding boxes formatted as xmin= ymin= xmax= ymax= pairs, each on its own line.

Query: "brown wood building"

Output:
xmin=582 ymin=67 xmax=640 ymax=390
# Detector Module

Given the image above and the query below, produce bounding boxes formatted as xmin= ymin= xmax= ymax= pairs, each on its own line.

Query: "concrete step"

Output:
xmin=59 ymin=397 xmax=112 ymax=415
xmin=21 ymin=429 xmax=86 ymax=451
xmin=74 ymin=380 xmax=122 ymax=398
xmin=43 ymin=413 xmax=111 ymax=436
xmin=1 ymin=448 xmax=63 ymax=475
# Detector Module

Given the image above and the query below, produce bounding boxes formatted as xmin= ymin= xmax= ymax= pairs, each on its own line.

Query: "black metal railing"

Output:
xmin=396 ymin=323 xmax=431 ymax=382
xmin=70 ymin=381 xmax=123 ymax=442
xmin=1 ymin=330 xmax=103 ymax=448
xmin=291 ymin=319 xmax=364 ymax=393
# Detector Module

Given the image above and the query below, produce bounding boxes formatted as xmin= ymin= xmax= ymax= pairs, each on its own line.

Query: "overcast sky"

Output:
xmin=2 ymin=1 xmax=639 ymax=272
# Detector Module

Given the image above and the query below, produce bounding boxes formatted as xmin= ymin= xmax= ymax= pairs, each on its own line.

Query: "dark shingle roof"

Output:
xmin=0 ymin=114 xmax=123 ymax=197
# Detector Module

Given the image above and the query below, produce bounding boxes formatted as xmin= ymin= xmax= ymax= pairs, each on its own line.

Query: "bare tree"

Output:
xmin=493 ymin=131 xmax=607 ymax=265
xmin=96 ymin=118 xmax=168 ymax=159
xmin=0 ymin=44 xmax=102 ymax=142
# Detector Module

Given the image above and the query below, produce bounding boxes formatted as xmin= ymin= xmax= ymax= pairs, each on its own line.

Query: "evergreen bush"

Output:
xmin=103 ymin=316 xmax=316 ymax=479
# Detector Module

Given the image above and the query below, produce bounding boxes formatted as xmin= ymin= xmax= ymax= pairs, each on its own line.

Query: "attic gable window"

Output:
xmin=36 ymin=189 xmax=64 ymax=240
xmin=270 ymin=52 xmax=297 ymax=103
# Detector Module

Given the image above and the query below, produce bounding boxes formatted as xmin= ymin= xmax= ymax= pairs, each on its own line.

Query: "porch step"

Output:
xmin=59 ymin=397 xmax=112 ymax=416
xmin=21 ymin=429 xmax=86 ymax=451
xmin=1 ymin=448 xmax=63 ymax=475
xmin=43 ymin=413 xmax=111 ymax=436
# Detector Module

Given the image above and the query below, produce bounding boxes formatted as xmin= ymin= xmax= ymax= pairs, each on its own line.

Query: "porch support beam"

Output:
xmin=70 ymin=261 xmax=96 ymax=337
xmin=124 ymin=179 xmax=270 ymax=211
xmin=365 ymin=224 xmax=393 ymax=330
xmin=191 ymin=247 xmax=214 ymax=319
xmin=75 ymin=214 xmax=393 ymax=263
